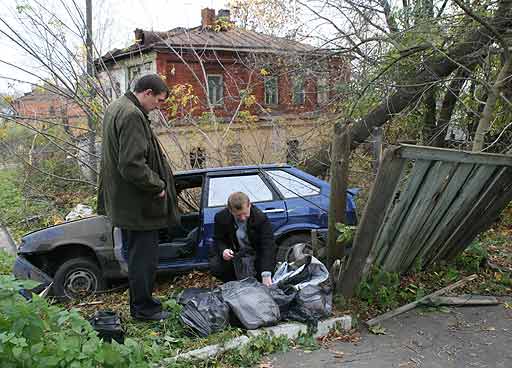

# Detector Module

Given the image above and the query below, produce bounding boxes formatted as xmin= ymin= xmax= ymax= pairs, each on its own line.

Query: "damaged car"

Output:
xmin=13 ymin=164 xmax=358 ymax=299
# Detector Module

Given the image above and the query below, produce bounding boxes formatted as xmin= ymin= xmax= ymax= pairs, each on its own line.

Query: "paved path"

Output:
xmin=270 ymin=299 xmax=512 ymax=368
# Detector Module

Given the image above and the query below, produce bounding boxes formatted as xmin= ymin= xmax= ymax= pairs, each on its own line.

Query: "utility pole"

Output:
xmin=85 ymin=0 xmax=97 ymax=184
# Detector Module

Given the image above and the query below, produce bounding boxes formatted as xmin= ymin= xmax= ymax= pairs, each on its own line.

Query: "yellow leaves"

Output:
xmin=52 ymin=215 xmax=64 ymax=225
xmin=260 ymin=68 xmax=269 ymax=76
xmin=504 ymin=302 xmax=512 ymax=309
xmin=210 ymin=18 xmax=235 ymax=32
xmin=2 ymin=95 xmax=14 ymax=105
xmin=237 ymin=110 xmax=257 ymax=124
xmin=166 ymin=83 xmax=199 ymax=118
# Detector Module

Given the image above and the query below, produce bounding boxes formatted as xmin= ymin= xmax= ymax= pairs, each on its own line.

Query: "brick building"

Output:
xmin=98 ymin=8 xmax=348 ymax=119
xmin=12 ymin=84 xmax=87 ymax=132
xmin=96 ymin=8 xmax=349 ymax=169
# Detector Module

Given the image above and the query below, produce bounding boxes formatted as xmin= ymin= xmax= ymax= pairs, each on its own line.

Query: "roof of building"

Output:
xmin=100 ymin=25 xmax=319 ymax=63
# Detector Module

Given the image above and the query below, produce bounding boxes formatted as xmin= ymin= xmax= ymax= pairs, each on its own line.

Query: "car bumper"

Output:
xmin=12 ymin=255 xmax=53 ymax=285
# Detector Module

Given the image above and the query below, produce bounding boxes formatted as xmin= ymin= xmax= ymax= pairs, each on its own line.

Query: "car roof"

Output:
xmin=175 ymin=163 xmax=292 ymax=176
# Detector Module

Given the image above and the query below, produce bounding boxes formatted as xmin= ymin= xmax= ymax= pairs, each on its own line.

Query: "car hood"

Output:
xmin=19 ymin=216 xmax=110 ymax=254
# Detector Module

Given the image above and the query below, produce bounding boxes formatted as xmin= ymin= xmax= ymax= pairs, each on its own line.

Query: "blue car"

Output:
xmin=13 ymin=164 xmax=357 ymax=299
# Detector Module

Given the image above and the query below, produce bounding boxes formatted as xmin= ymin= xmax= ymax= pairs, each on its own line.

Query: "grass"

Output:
xmin=0 ymin=250 xmax=15 ymax=275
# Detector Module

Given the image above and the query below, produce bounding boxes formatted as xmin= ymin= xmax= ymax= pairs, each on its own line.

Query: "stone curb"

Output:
xmin=163 ymin=315 xmax=352 ymax=365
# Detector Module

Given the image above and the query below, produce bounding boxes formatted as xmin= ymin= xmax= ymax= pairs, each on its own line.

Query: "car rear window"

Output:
xmin=208 ymin=175 xmax=273 ymax=207
xmin=266 ymin=170 xmax=320 ymax=198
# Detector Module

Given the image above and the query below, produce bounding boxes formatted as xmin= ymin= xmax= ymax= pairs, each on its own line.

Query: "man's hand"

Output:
xmin=262 ymin=275 xmax=272 ymax=287
xmin=157 ymin=189 xmax=166 ymax=198
xmin=222 ymin=249 xmax=234 ymax=261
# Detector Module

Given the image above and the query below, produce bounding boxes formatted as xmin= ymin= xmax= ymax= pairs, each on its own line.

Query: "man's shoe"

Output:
xmin=132 ymin=310 xmax=170 ymax=321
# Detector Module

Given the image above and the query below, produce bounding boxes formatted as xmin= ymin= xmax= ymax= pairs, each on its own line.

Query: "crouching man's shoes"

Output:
xmin=132 ymin=310 xmax=170 ymax=321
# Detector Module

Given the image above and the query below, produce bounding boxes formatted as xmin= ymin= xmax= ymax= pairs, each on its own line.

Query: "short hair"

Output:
xmin=227 ymin=192 xmax=250 ymax=211
xmin=133 ymin=73 xmax=169 ymax=98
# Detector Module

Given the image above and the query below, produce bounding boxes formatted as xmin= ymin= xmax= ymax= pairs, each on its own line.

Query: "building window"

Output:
xmin=317 ymin=76 xmax=329 ymax=105
xmin=226 ymin=143 xmax=242 ymax=166
xmin=128 ymin=62 xmax=152 ymax=89
xmin=292 ymin=76 xmax=305 ymax=105
xmin=264 ymin=77 xmax=278 ymax=105
xmin=189 ymin=147 xmax=207 ymax=169
xmin=207 ymin=75 xmax=223 ymax=106
xmin=286 ymin=139 xmax=301 ymax=165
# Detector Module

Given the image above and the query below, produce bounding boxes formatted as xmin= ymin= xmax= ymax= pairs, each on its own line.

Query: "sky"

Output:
xmin=0 ymin=0 xmax=229 ymax=93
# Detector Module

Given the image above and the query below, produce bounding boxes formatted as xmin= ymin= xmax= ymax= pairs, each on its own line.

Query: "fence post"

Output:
xmin=327 ymin=123 xmax=351 ymax=274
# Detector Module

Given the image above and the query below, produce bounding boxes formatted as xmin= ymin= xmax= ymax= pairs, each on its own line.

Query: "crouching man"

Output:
xmin=208 ymin=192 xmax=275 ymax=286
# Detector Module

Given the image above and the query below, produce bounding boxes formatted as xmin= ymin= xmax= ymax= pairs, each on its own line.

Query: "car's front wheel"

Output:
xmin=53 ymin=257 xmax=106 ymax=300
xmin=276 ymin=233 xmax=321 ymax=263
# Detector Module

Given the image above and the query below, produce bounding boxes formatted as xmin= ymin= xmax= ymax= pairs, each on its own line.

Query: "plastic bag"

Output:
xmin=272 ymin=255 xmax=329 ymax=290
xmin=180 ymin=289 xmax=230 ymax=337
xmin=89 ymin=310 xmax=125 ymax=344
xmin=268 ymin=286 xmax=297 ymax=315
xmin=287 ymin=284 xmax=332 ymax=327
xmin=233 ymin=249 xmax=256 ymax=280
xmin=220 ymin=277 xmax=280 ymax=329
xmin=176 ymin=288 xmax=212 ymax=305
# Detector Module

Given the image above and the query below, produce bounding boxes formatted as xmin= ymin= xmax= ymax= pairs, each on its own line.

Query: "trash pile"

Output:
xmin=65 ymin=204 xmax=94 ymax=221
xmin=178 ymin=255 xmax=332 ymax=337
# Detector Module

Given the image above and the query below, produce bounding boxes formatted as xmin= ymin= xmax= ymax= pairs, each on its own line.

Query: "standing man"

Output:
xmin=208 ymin=192 xmax=275 ymax=286
xmin=97 ymin=74 xmax=179 ymax=321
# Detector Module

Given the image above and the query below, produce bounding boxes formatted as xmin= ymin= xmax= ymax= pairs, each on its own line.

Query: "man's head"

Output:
xmin=133 ymin=74 xmax=169 ymax=113
xmin=228 ymin=192 xmax=251 ymax=222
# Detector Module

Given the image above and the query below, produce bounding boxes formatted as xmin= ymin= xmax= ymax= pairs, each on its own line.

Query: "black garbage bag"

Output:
xmin=268 ymin=286 xmax=297 ymax=315
xmin=179 ymin=289 xmax=230 ymax=337
xmin=176 ymin=288 xmax=212 ymax=305
xmin=233 ymin=249 xmax=256 ymax=280
xmin=220 ymin=277 xmax=280 ymax=329
xmin=287 ymin=284 xmax=332 ymax=328
xmin=89 ymin=310 xmax=125 ymax=344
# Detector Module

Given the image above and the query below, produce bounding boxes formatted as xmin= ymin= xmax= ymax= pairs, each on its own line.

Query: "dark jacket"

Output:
xmin=97 ymin=92 xmax=179 ymax=231
xmin=209 ymin=206 xmax=275 ymax=274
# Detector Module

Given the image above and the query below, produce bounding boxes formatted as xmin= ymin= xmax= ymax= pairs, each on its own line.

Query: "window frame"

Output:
xmin=292 ymin=76 xmax=305 ymax=105
xmin=207 ymin=74 xmax=224 ymax=107
xmin=264 ymin=76 xmax=279 ymax=105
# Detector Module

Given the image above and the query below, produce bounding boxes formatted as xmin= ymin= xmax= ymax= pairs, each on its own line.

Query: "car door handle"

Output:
xmin=263 ymin=208 xmax=285 ymax=213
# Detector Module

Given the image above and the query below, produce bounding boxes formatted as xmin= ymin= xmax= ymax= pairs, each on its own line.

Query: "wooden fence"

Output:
xmin=341 ymin=144 xmax=512 ymax=297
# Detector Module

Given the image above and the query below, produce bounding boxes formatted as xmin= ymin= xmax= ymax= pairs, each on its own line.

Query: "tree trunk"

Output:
xmin=472 ymin=58 xmax=512 ymax=151
xmin=434 ymin=68 xmax=472 ymax=147
xmin=421 ymin=87 xmax=437 ymax=145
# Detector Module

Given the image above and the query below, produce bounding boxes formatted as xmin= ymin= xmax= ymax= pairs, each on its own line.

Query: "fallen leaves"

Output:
xmin=369 ymin=324 xmax=387 ymax=335
xmin=317 ymin=328 xmax=361 ymax=349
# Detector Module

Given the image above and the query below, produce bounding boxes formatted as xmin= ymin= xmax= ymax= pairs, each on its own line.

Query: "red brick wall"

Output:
xmin=156 ymin=51 xmax=348 ymax=119
xmin=14 ymin=92 xmax=87 ymax=124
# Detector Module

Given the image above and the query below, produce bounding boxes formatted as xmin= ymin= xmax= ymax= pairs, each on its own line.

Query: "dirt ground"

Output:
xmin=269 ymin=298 xmax=512 ymax=368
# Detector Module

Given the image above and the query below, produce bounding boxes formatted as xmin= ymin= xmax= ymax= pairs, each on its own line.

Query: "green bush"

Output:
xmin=0 ymin=275 xmax=149 ymax=368
xmin=0 ymin=250 xmax=15 ymax=275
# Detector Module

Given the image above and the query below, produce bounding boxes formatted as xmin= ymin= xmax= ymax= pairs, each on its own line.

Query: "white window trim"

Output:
xmin=207 ymin=74 xmax=224 ymax=107
xmin=292 ymin=76 xmax=305 ymax=105
xmin=264 ymin=76 xmax=279 ymax=105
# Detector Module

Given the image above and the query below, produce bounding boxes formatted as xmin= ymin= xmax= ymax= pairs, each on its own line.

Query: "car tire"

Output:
xmin=53 ymin=257 xmax=106 ymax=300
xmin=276 ymin=234 xmax=322 ymax=263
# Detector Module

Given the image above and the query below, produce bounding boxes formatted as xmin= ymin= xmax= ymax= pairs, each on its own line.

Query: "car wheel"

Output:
xmin=53 ymin=257 xmax=106 ymax=300
xmin=276 ymin=234 xmax=320 ymax=263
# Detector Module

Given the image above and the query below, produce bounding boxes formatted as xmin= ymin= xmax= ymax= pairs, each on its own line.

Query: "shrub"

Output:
xmin=0 ymin=276 xmax=149 ymax=368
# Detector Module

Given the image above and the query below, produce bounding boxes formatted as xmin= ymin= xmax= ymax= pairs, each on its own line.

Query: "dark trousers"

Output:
xmin=121 ymin=229 xmax=162 ymax=317
xmin=209 ymin=256 xmax=237 ymax=283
